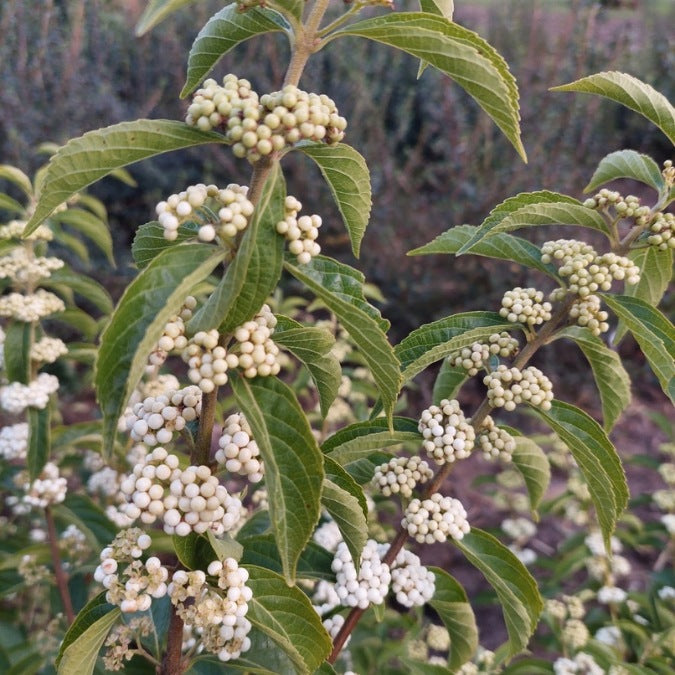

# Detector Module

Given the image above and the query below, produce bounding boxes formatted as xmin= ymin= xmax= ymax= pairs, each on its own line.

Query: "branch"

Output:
xmin=45 ymin=505 xmax=75 ymax=624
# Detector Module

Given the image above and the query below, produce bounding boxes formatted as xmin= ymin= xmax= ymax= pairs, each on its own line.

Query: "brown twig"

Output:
xmin=45 ymin=505 xmax=75 ymax=624
xmin=159 ymin=602 xmax=185 ymax=675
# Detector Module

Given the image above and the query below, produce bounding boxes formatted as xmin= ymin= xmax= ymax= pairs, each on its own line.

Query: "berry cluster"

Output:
xmin=371 ymin=455 xmax=433 ymax=498
xmin=0 ymin=422 xmax=28 ymax=461
xmin=0 ymin=373 xmax=59 ymax=414
xmin=647 ymin=211 xmax=674 ymax=250
xmin=155 ymin=183 xmax=254 ymax=243
xmin=125 ymin=385 xmax=202 ymax=446
xmin=21 ymin=462 xmax=67 ymax=508
xmin=569 ymin=295 xmax=610 ymax=335
xmin=418 ymin=399 xmax=476 ymax=465
xmin=322 ymin=614 xmax=349 ymax=644
xmin=447 ymin=332 xmax=519 ymax=375
xmin=0 ymin=220 xmax=53 ymax=242
xmin=403 ymin=493 xmax=470 ymax=544
xmin=331 ymin=539 xmax=391 ymax=609
xmin=483 ymin=365 xmax=554 ymax=411
xmin=385 ymin=547 xmax=436 ymax=608
xmin=149 ymin=296 xmax=196 ymax=366
xmin=583 ymin=189 xmax=651 ymax=224
xmin=0 ymin=289 xmax=65 ymax=322
xmin=230 ymin=304 xmax=281 ymax=378
xmin=182 ymin=330 xmax=235 ymax=392
xmin=0 ymin=247 xmax=63 ymax=285
xmin=30 ymin=337 xmax=68 ymax=364
xmin=500 ymin=287 xmax=552 ymax=327
xmin=216 ymin=412 xmax=264 ymax=482
xmin=276 ymin=195 xmax=322 ymax=264
xmin=475 ymin=415 xmax=516 ymax=461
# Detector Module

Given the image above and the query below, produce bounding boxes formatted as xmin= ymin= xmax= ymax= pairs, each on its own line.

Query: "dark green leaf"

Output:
xmin=51 ymin=208 xmax=115 ymax=266
xmin=55 ymin=494 xmax=117 ymax=548
xmin=131 ymin=221 xmax=199 ymax=269
xmin=432 ymin=360 xmax=467 ymax=404
xmin=43 ymin=267 xmax=114 ymax=314
xmin=511 ymin=435 xmax=551 ymax=516
xmin=28 ymin=407 xmax=50 ymax=481
xmin=3 ymin=321 xmax=32 ymax=384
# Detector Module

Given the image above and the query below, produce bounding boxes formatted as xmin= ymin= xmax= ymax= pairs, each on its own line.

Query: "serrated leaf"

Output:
xmin=43 ymin=267 xmax=114 ymax=314
xmin=231 ymin=375 xmax=323 ymax=583
xmin=432 ymin=360 xmax=467 ymax=404
xmin=287 ymin=256 xmax=400 ymax=424
xmin=188 ymin=162 xmax=285 ymax=334
xmin=55 ymin=592 xmax=120 ymax=672
xmin=95 ymin=243 xmax=226 ymax=454
xmin=456 ymin=190 xmax=578 ymax=254
xmin=0 ymin=193 xmax=25 ymax=215
xmin=428 ymin=567 xmax=477 ymax=670
xmin=453 ymin=528 xmax=542 ymax=656
xmin=409 ymin=224 xmax=558 ymax=278
xmin=25 ymin=120 xmax=226 ymax=235
xmin=584 ymin=149 xmax=665 ymax=194
xmin=535 ymin=400 xmax=629 ymax=547
xmin=273 ymin=314 xmax=341 ymax=418
xmin=3 ymin=321 xmax=32 ymax=384
xmin=298 ymin=143 xmax=371 ymax=257
xmin=0 ymin=165 xmax=33 ymax=197
xmin=135 ymin=0 xmax=205 ymax=35
xmin=511 ymin=436 xmax=551 ymax=516
xmin=602 ymin=294 xmax=675 ymax=403
xmin=51 ymin=208 xmax=115 ymax=266
xmin=321 ymin=416 xmax=420 ymax=465
xmin=181 ymin=5 xmax=286 ymax=98
xmin=331 ymin=13 xmax=524 ymax=160
xmin=552 ymin=71 xmax=675 ymax=144
xmin=28 ymin=407 xmax=50 ymax=481
xmin=131 ymin=221 xmax=199 ymax=268
xmin=396 ymin=311 xmax=516 ymax=382
xmin=245 ymin=565 xmax=332 ymax=674
xmin=557 ymin=326 xmax=632 ymax=431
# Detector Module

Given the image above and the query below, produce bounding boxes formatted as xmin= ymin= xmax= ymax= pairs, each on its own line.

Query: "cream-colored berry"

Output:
xmin=474 ymin=415 xmax=516 ymax=461
xmin=483 ymin=365 xmax=553 ymax=411
xmin=216 ymin=412 xmax=264 ymax=482
xmin=569 ymin=295 xmax=610 ymax=335
xmin=402 ymin=492 xmax=470 ymax=544
xmin=371 ymin=455 xmax=433 ymax=498
xmin=500 ymin=287 xmax=552 ymax=327
xmin=418 ymin=399 xmax=475 ymax=465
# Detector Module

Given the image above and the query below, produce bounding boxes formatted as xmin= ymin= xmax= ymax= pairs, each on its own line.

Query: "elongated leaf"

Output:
xmin=457 ymin=190 xmax=578 ymax=254
xmin=511 ymin=436 xmax=550 ymax=516
xmin=25 ymin=120 xmax=226 ymax=235
xmin=273 ymin=314 xmax=341 ymax=418
xmin=245 ymin=565 xmax=332 ymax=674
xmin=268 ymin=0 xmax=303 ymax=22
xmin=428 ymin=567 xmax=477 ymax=670
xmin=536 ymin=400 xmax=629 ymax=547
xmin=298 ymin=143 xmax=371 ymax=257
xmin=136 ymin=0 xmax=205 ymax=35
xmin=54 ymin=308 xmax=99 ymax=340
xmin=51 ymin=208 xmax=115 ymax=266
xmin=322 ymin=417 xmax=419 ymax=465
xmin=585 ymin=149 xmax=665 ymax=194
xmin=56 ymin=494 xmax=117 ymax=548
xmin=43 ymin=267 xmax=114 ymax=314
xmin=0 ymin=193 xmax=25 ymax=215
xmin=396 ymin=311 xmax=515 ymax=382
xmin=28 ymin=407 xmax=50 ymax=481
xmin=603 ymin=294 xmax=674 ymax=402
xmin=95 ymin=243 xmax=226 ymax=453
xmin=0 ymin=165 xmax=33 ymax=196
xmin=188 ymin=162 xmax=285 ymax=334
xmin=182 ymin=5 xmax=286 ymax=97
xmin=552 ymin=71 xmax=675 ymax=144
xmin=231 ymin=375 xmax=323 ymax=583
xmin=287 ymin=257 xmax=400 ymax=424
xmin=557 ymin=326 xmax=631 ymax=431
xmin=409 ymin=224 xmax=558 ymax=278
xmin=55 ymin=592 xmax=120 ymax=672
xmin=131 ymin=221 xmax=199 ymax=268
xmin=454 ymin=528 xmax=542 ymax=656
xmin=3 ymin=321 xmax=32 ymax=384
xmin=432 ymin=360 xmax=467 ymax=404
xmin=52 ymin=420 xmax=102 ymax=452
xmin=419 ymin=0 xmax=454 ymax=18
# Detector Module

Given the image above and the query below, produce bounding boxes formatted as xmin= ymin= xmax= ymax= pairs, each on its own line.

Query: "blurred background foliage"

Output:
xmin=0 ymin=0 xmax=671 ymax=348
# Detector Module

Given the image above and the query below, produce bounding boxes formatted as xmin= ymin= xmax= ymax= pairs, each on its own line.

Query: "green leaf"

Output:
xmin=551 ymin=71 xmax=675 ymax=145
xmin=206 ymin=531 xmax=244 ymax=563
xmin=535 ymin=400 xmax=629 ymax=547
xmin=511 ymin=436 xmax=551 ymax=517
xmin=56 ymin=593 xmax=120 ymax=673
xmin=131 ymin=221 xmax=199 ymax=269
xmin=245 ymin=565 xmax=332 ymax=674
xmin=53 ymin=228 xmax=90 ymax=264
xmin=51 ymin=208 xmax=115 ymax=267
xmin=330 ymin=13 xmax=524 ymax=160
xmin=25 ymin=120 xmax=226 ymax=235
xmin=322 ymin=456 xmax=368 ymax=569
xmin=135 ymin=0 xmax=205 ymax=35
xmin=28 ymin=407 xmax=50 ymax=481
xmin=432 ymin=360 xmax=467 ymax=404
xmin=602 ymin=294 xmax=675 ymax=403
xmin=3 ymin=321 xmax=32 ymax=384
xmin=419 ymin=0 xmax=454 ymax=19
xmin=230 ymin=375 xmax=323 ymax=583
xmin=55 ymin=494 xmax=117 ymax=548
xmin=456 ymin=190 xmax=579 ymax=254
xmin=0 ymin=193 xmax=25 ymax=215
xmin=453 ymin=528 xmax=542 ymax=656
xmin=298 ymin=143 xmax=371 ymax=257
xmin=273 ymin=314 xmax=341 ymax=418
xmin=584 ymin=149 xmax=666 ymax=195
xmin=286 ymin=256 xmax=401 ymax=425
xmin=172 ymin=532 xmax=219 ymax=570
xmin=43 ymin=267 xmax=114 ymax=314
xmin=409 ymin=224 xmax=558 ymax=279
xmin=0 ymin=165 xmax=33 ymax=197
xmin=557 ymin=326 xmax=632 ymax=431
xmin=95 ymin=243 xmax=226 ymax=454
xmin=428 ymin=567 xmax=477 ymax=670
xmin=187 ymin=162 xmax=285 ymax=334
xmin=54 ymin=308 xmax=99 ymax=340
xmin=181 ymin=5 xmax=287 ymax=98
xmin=321 ymin=416 xmax=420 ymax=466
xmin=268 ymin=0 xmax=303 ymax=23
xmin=396 ymin=311 xmax=515 ymax=382
xmin=52 ymin=421 xmax=103 ymax=452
